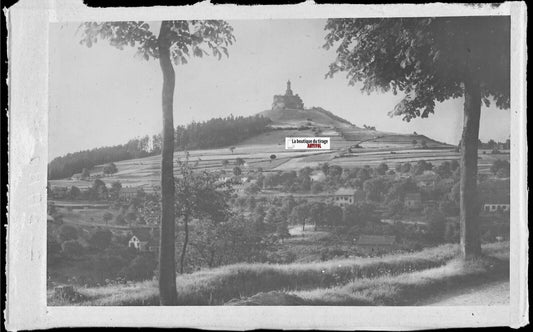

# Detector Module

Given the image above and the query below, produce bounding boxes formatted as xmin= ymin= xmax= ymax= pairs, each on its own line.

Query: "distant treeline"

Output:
xmin=48 ymin=115 xmax=272 ymax=180
xmin=175 ymin=114 xmax=272 ymax=150
xmin=48 ymin=136 xmax=160 ymax=180
xmin=478 ymin=138 xmax=510 ymax=150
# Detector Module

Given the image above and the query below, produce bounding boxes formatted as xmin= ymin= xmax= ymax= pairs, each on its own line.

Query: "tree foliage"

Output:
xmin=80 ymin=20 xmax=235 ymax=63
xmin=121 ymin=254 xmax=158 ymax=281
xmin=324 ymin=17 xmax=510 ymax=121
xmin=58 ymin=224 xmax=78 ymax=242
xmin=490 ymin=159 xmax=510 ymax=177
xmin=78 ymin=19 xmax=235 ymax=305
xmin=61 ymin=240 xmax=84 ymax=257
xmin=48 ymin=136 xmax=158 ymax=180
xmin=89 ymin=229 xmax=113 ymax=250
xmin=175 ymin=115 xmax=271 ymax=151
xmin=103 ymin=162 xmax=118 ymax=175
xmin=324 ymin=17 xmax=509 ymax=258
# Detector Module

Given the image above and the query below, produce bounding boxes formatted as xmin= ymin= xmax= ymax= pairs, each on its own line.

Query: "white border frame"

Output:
xmin=5 ymin=0 xmax=528 ymax=329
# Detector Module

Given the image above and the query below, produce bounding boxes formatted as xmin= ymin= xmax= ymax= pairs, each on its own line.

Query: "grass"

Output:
xmin=48 ymin=242 xmax=508 ymax=306
xmin=293 ymin=255 xmax=508 ymax=306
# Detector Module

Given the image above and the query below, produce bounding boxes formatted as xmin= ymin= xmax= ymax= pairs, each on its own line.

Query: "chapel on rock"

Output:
xmin=272 ymin=80 xmax=304 ymax=111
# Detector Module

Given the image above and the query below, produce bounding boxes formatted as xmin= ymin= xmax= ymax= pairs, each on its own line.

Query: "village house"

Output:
xmin=404 ymin=192 xmax=422 ymax=210
xmin=128 ymin=228 xmax=159 ymax=253
xmin=327 ymin=187 xmax=356 ymax=207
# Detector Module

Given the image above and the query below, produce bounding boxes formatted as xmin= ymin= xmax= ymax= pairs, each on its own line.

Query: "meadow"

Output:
xmin=47 ymin=242 xmax=508 ymax=306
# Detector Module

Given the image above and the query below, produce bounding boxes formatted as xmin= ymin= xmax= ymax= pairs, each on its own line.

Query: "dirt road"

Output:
xmin=419 ymin=279 xmax=510 ymax=306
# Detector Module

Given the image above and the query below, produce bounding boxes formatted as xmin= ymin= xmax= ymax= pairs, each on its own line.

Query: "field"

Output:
xmin=49 ymin=142 xmax=508 ymax=191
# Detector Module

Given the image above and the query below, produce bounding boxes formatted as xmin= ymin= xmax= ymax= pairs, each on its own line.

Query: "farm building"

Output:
xmin=404 ymin=193 xmax=422 ymax=209
xmin=356 ymin=235 xmax=397 ymax=252
xmin=128 ymin=228 xmax=159 ymax=253
xmin=328 ymin=187 xmax=356 ymax=207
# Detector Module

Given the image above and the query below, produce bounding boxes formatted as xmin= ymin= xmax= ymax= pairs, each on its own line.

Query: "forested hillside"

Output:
xmin=48 ymin=137 xmax=160 ymax=180
xmin=174 ymin=115 xmax=272 ymax=150
xmin=48 ymin=115 xmax=272 ymax=179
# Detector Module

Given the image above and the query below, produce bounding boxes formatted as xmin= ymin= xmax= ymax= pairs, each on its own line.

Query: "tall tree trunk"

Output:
xmin=460 ymin=76 xmax=482 ymax=259
xmin=179 ymin=214 xmax=189 ymax=274
xmin=157 ymin=21 xmax=177 ymax=305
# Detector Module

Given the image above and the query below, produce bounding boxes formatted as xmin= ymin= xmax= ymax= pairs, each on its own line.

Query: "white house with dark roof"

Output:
xmin=329 ymin=188 xmax=356 ymax=207
xmin=128 ymin=228 xmax=158 ymax=252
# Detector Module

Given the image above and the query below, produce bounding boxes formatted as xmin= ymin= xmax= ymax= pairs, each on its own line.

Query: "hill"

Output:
xmin=258 ymin=106 xmax=354 ymax=129
xmin=257 ymin=105 xmax=450 ymax=150
xmin=48 ymin=81 xmax=455 ymax=186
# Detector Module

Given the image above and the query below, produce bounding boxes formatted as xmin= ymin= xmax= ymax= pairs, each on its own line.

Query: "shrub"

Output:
xmin=233 ymin=166 xmax=242 ymax=176
xmin=375 ymin=163 xmax=389 ymax=175
xmin=244 ymin=182 xmax=261 ymax=195
xmin=89 ymin=251 xmax=131 ymax=283
xmin=121 ymin=254 xmax=157 ymax=281
xmin=114 ymin=214 xmax=126 ymax=225
xmin=103 ymin=162 xmax=118 ymax=175
xmin=47 ymin=237 xmax=62 ymax=265
xmin=311 ymin=182 xmax=324 ymax=194
xmin=444 ymin=221 xmax=459 ymax=243
xmin=490 ymin=159 xmax=510 ymax=177
xmin=89 ymin=229 xmax=113 ymax=250
xmin=68 ymin=186 xmax=81 ymax=199
xmin=61 ymin=240 xmax=84 ymax=257
xmin=425 ymin=208 xmax=447 ymax=243
xmin=58 ymin=224 xmax=78 ymax=242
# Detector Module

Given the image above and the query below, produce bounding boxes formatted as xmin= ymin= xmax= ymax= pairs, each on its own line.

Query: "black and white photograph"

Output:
xmin=5 ymin=0 xmax=528 ymax=329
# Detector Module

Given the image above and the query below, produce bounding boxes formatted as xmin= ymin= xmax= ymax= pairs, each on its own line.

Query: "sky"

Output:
xmin=49 ymin=19 xmax=510 ymax=161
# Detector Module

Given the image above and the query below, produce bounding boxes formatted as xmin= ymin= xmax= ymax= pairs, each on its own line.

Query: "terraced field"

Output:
xmin=50 ymin=142 xmax=508 ymax=190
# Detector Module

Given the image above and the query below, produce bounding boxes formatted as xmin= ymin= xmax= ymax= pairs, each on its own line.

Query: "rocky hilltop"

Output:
xmin=259 ymin=80 xmax=355 ymax=129
xmin=256 ymin=80 xmax=449 ymax=149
